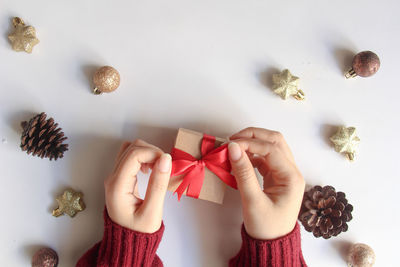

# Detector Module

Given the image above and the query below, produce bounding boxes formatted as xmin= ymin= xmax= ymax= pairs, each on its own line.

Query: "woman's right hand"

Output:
xmin=228 ymin=127 xmax=305 ymax=240
xmin=104 ymin=139 xmax=172 ymax=233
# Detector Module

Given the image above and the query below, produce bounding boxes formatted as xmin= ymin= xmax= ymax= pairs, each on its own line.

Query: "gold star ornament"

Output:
xmin=272 ymin=69 xmax=305 ymax=100
xmin=52 ymin=189 xmax=85 ymax=218
xmin=330 ymin=126 xmax=360 ymax=161
xmin=8 ymin=17 xmax=39 ymax=53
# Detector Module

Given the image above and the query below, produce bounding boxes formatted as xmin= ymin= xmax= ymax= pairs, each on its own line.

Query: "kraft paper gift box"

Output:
xmin=168 ymin=128 xmax=237 ymax=204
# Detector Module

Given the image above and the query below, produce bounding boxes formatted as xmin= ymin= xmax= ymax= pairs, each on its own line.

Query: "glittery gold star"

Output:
xmin=52 ymin=189 xmax=85 ymax=217
xmin=272 ymin=69 xmax=305 ymax=100
xmin=8 ymin=17 xmax=39 ymax=53
xmin=330 ymin=126 xmax=360 ymax=161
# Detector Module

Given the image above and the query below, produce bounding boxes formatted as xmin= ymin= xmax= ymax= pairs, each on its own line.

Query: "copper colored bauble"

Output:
xmin=347 ymin=243 xmax=376 ymax=267
xmin=345 ymin=51 xmax=380 ymax=78
xmin=32 ymin=247 xmax=58 ymax=267
xmin=92 ymin=66 xmax=120 ymax=94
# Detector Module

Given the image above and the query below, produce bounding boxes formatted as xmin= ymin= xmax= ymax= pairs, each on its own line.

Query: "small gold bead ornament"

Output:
xmin=52 ymin=189 xmax=85 ymax=218
xmin=8 ymin=17 xmax=39 ymax=53
xmin=272 ymin=69 xmax=305 ymax=100
xmin=330 ymin=126 xmax=360 ymax=161
xmin=92 ymin=66 xmax=120 ymax=94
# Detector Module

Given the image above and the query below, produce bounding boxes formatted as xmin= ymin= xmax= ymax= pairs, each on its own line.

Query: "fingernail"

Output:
xmin=228 ymin=142 xmax=242 ymax=162
xmin=158 ymin=153 xmax=172 ymax=173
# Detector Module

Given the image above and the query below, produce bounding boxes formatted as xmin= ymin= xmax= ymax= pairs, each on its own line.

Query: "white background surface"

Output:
xmin=0 ymin=0 xmax=399 ymax=266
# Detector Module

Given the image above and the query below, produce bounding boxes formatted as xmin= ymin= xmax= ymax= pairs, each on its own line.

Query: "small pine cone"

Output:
xmin=20 ymin=112 xmax=68 ymax=160
xmin=299 ymin=185 xmax=353 ymax=239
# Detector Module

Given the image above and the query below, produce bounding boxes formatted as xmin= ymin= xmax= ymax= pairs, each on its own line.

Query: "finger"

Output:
xmin=141 ymin=153 xmax=172 ymax=212
xmin=228 ymin=142 xmax=264 ymax=204
xmin=116 ymin=142 xmax=131 ymax=162
xmin=132 ymin=139 xmax=163 ymax=151
xmin=140 ymin=163 xmax=151 ymax=174
xmin=133 ymin=179 xmax=141 ymax=198
xmin=112 ymin=142 xmax=132 ymax=173
xmin=235 ymin=138 xmax=294 ymax=166
xmin=234 ymin=138 xmax=277 ymax=157
xmin=248 ymin=154 xmax=263 ymax=167
xmin=114 ymin=139 xmax=163 ymax=174
xmin=230 ymin=127 xmax=294 ymax=162
xmin=132 ymin=139 xmax=163 ymax=173
xmin=230 ymin=127 xmax=281 ymax=142
xmin=235 ymin=139 xmax=300 ymax=184
xmin=248 ymin=154 xmax=288 ymax=193
xmin=112 ymin=147 xmax=163 ymax=192
xmin=248 ymin=155 xmax=270 ymax=177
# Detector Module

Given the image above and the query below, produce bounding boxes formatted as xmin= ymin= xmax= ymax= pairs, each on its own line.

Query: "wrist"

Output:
xmin=244 ymin=219 xmax=297 ymax=240
xmin=105 ymin=207 xmax=163 ymax=234
xmin=244 ymin=221 xmax=298 ymax=241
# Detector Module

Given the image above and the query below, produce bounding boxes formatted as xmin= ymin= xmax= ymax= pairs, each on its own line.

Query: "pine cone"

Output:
xmin=299 ymin=185 xmax=353 ymax=239
xmin=20 ymin=112 xmax=68 ymax=160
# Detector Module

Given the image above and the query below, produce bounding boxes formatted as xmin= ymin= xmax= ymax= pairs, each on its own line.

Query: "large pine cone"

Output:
xmin=299 ymin=185 xmax=353 ymax=239
xmin=20 ymin=112 xmax=68 ymax=160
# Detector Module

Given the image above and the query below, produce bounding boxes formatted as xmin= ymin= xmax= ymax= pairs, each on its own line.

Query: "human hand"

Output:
xmin=228 ymin=127 xmax=305 ymax=240
xmin=104 ymin=139 xmax=172 ymax=233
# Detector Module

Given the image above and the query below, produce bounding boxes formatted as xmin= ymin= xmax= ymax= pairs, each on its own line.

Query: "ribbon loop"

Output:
xmin=170 ymin=134 xmax=237 ymax=201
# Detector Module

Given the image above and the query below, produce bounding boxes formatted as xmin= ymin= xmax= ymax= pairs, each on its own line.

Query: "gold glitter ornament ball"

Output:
xmin=347 ymin=243 xmax=376 ymax=267
xmin=92 ymin=66 xmax=120 ymax=94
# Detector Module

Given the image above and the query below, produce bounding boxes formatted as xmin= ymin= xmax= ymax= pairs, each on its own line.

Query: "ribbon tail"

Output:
xmin=174 ymin=165 xmax=204 ymax=200
xmin=174 ymin=174 xmax=191 ymax=201
xmin=186 ymin=165 xmax=205 ymax=198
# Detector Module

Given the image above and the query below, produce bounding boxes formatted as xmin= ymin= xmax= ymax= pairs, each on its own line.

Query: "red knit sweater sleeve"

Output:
xmin=76 ymin=209 xmax=164 ymax=267
xmin=229 ymin=223 xmax=307 ymax=267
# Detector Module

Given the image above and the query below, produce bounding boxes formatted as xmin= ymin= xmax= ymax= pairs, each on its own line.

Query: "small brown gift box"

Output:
xmin=168 ymin=128 xmax=229 ymax=204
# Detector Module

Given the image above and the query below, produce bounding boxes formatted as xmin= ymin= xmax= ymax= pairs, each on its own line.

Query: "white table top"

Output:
xmin=1 ymin=0 xmax=399 ymax=266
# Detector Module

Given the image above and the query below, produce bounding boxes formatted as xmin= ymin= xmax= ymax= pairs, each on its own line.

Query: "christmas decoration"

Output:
xmin=330 ymin=126 xmax=360 ymax=161
xmin=272 ymin=69 xmax=305 ymax=100
xmin=345 ymin=51 xmax=380 ymax=78
xmin=347 ymin=243 xmax=376 ymax=267
xmin=20 ymin=113 xmax=68 ymax=161
xmin=169 ymin=128 xmax=237 ymax=204
xmin=8 ymin=17 xmax=39 ymax=53
xmin=52 ymin=189 xmax=85 ymax=217
xmin=93 ymin=66 xmax=120 ymax=94
xmin=299 ymin=185 xmax=353 ymax=239
xmin=32 ymin=247 xmax=58 ymax=267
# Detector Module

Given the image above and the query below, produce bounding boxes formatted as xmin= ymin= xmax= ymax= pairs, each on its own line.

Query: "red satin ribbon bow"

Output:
xmin=170 ymin=134 xmax=238 ymax=200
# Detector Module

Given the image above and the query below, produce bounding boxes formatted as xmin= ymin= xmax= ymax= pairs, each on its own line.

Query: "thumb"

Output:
xmin=228 ymin=142 xmax=263 ymax=204
xmin=142 ymin=153 xmax=172 ymax=212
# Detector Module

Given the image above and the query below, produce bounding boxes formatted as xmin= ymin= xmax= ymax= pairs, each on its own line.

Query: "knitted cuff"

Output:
xmin=96 ymin=209 xmax=164 ymax=267
xmin=229 ymin=223 xmax=307 ymax=267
